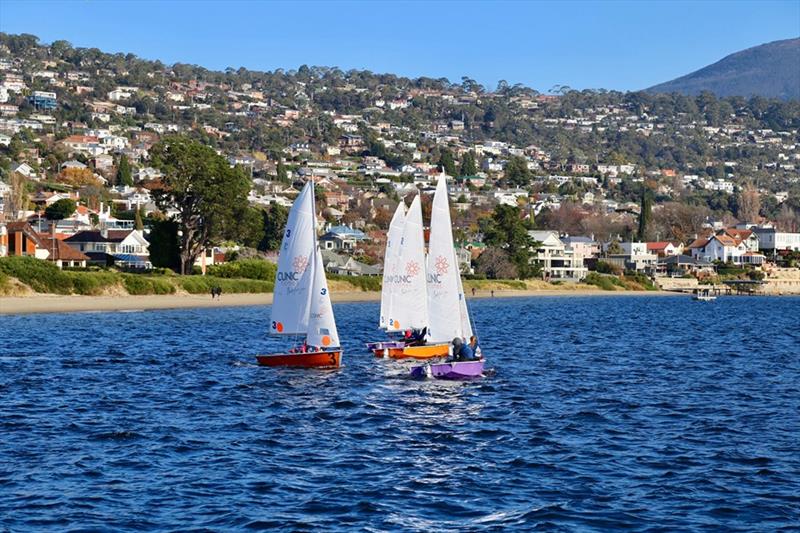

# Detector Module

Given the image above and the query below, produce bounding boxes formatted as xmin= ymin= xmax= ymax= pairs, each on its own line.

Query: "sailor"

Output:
xmin=469 ymin=335 xmax=482 ymax=359
xmin=451 ymin=337 xmax=474 ymax=361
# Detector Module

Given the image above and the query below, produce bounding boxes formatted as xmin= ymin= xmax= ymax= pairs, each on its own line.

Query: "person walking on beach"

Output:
xmin=471 ymin=287 xmax=476 ymax=297
xmin=491 ymin=290 xmax=494 ymax=298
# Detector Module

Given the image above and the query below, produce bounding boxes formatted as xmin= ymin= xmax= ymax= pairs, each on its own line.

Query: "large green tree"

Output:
xmin=480 ymin=204 xmax=540 ymax=278
xmin=438 ymin=149 xmax=456 ymax=176
xmin=149 ymin=136 xmax=250 ymax=274
xmin=260 ymin=203 xmax=288 ymax=251
xmin=45 ymin=198 xmax=76 ymax=220
xmin=504 ymin=156 xmax=530 ymax=187
xmin=460 ymin=151 xmax=477 ymax=176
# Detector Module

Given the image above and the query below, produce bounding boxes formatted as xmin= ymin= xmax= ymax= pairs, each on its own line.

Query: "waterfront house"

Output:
xmin=528 ymin=230 xmax=588 ymax=281
xmin=688 ymin=232 xmax=765 ymax=265
xmin=751 ymin=226 xmax=800 ymax=255
xmin=646 ymin=241 xmax=682 ymax=257
xmin=64 ymin=229 xmax=151 ymax=269
xmin=39 ymin=236 xmax=89 ymax=268
xmin=605 ymin=242 xmax=658 ymax=272
xmin=2 ymin=221 xmax=50 ymax=259
xmin=656 ymin=254 xmax=715 ymax=277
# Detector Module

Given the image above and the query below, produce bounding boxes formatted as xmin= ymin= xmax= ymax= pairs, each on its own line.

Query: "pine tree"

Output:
xmin=116 ymin=154 xmax=133 ymax=186
xmin=460 ymin=151 xmax=477 ymax=176
xmin=637 ymin=184 xmax=652 ymax=241
xmin=134 ymin=206 xmax=144 ymax=230
xmin=276 ymin=159 xmax=288 ymax=182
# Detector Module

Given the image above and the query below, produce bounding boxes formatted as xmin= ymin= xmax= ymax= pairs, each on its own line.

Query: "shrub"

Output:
xmin=0 ymin=271 xmax=10 ymax=295
xmin=328 ymin=274 xmax=382 ymax=291
xmin=66 ymin=271 xmax=121 ymax=295
xmin=122 ymin=274 xmax=176 ymax=295
xmin=178 ymin=275 xmax=273 ymax=294
xmin=0 ymin=256 xmax=73 ymax=294
xmin=206 ymin=259 xmax=277 ymax=281
xmin=595 ymin=260 xmax=622 ymax=275
xmin=584 ymin=272 xmax=625 ymax=291
xmin=622 ymin=271 xmax=657 ymax=290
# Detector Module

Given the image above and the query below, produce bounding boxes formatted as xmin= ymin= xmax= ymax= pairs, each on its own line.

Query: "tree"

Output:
xmin=637 ymin=184 xmax=652 ymax=241
xmin=116 ymin=154 xmax=133 ymax=186
xmin=134 ymin=206 xmax=144 ymax=230
xmin=149 ymin=136 xmax=250 ymax=274
xmin=276 ymin=159 xmax=288 ymax=182
xmin=260 ymin=203 xmax=289 ymax=251
xmin=147 ymin=219 xmax=180 ymax=271
xmin=45 ymin=198 xmax=77 ymax=220
xmin=460 ymin=151 xmax=477 ymax=176
xmin=504 ymin=156 xmax=530 ymax=187
xmin=6 ymin=172 xmax=28 ymax=220
xmin=438 ymin=149 xmax=456 ymax=176
xmin=480 ymin=204 xmax=539 ymax=278
xmin=474 ymin=247 xmax=518 ymax=279
xmin=737 ymin=183 xmax=761 ymax=223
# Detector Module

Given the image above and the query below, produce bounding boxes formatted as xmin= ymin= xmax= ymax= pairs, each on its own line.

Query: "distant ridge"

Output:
xmin=647 ymin=38 xmax=800 ymax=100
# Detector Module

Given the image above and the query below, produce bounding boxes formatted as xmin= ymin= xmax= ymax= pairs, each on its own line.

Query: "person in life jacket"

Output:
xmin=450 ymin=337 xmax=475 ymax=362
xmin=403 ymin=327 xmax=427 ymax=346
xmin=469 ymin=335 xmax=482 ymax=359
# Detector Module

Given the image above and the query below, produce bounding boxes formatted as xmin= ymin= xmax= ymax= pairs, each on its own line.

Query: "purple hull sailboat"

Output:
xmin=410 ymin=360 xmax=484 ymax=380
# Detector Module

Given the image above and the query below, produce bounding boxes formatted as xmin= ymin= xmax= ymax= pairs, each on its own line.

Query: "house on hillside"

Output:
xmin=319 ymin=225 xmax=368 ymax=251
xmin=321 ymin=249 xmax=381 ymax=276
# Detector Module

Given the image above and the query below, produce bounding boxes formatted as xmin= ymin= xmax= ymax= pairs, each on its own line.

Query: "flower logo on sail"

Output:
xmin=435 ymin=255 xmax=449 ymax=275
xmin=406 ymin=260 xmax=420 ymax=277
xmin=292 ymin=255 xmax=309 ymax=274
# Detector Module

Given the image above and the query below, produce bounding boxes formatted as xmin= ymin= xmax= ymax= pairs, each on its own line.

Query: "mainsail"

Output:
xmin=270 ymin=181 xmax=315 ymax=335
xmin=307 ymin=247 xmax=340 ymax=348
xmin=454 ymin=250 xmax=474 ymax=341
xmin=426 ymin=175 xmax=463 ymax=343
xmin=379 ymin=202 xmax=407 ymax=329
xmin=388 ymin=194 xmax=428 ymax=332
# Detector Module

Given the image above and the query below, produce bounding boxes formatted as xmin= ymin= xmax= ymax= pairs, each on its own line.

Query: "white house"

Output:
xmin=529 ymin=230 xmax=588 ymax=281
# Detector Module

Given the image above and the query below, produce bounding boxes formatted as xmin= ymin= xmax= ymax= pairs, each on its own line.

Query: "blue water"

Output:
xmin=1 ymin=295 xmax=799 ymax=531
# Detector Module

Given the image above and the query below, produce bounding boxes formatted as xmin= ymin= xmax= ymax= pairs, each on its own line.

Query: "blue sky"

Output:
xmin=1 ymin=0 xmax=798 ymax=92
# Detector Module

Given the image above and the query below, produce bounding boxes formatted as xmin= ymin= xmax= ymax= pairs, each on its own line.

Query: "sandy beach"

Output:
xmin=0 ymin=289 xmax=680 ymax=315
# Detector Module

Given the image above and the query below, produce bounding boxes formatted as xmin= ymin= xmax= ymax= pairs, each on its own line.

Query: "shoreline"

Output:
xmin=0 ymin=289 xmax=681 ymax=316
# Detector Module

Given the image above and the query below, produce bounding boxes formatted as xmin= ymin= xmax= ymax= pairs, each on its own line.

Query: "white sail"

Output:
xmin=270 ymin=181 xmax=315 ymax=335
xmin=426 ymin=175 xmax=462 ymax=343
xmin=379 ymin=201 xmax=407 ymax=329
xmin=454 ymin=250 xmax=474 ymax=341
xmin=387 ymin=195 xmax=429 ymax=332
xmin=306 ymin=247 xmax=340 ymax=348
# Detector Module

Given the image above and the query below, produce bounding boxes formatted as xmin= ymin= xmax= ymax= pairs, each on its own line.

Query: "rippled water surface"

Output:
xmin=2 ymin=295 xmax=799 ymax=531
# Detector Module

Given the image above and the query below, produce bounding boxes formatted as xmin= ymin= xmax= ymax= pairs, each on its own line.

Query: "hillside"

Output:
xmin=648 ymin=38 xmax=800 ymax=100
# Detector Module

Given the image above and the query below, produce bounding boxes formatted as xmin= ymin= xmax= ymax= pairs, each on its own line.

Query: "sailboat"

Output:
xmin=366 ymin=201 xmax=408 ymax=357
xmin=410 ymin=175 xmax=484 ymax=378
xmin=377 ymin=193 xmax=447 ymax=359
xmin=256 ymin=181 xmax=342 ymax=368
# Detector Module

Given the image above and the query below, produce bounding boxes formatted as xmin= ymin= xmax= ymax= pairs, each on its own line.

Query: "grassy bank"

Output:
xmin=0 ymin=256 xmax=275 ymax=297
xmin=0 ymin=256 xmax=657 ymax=298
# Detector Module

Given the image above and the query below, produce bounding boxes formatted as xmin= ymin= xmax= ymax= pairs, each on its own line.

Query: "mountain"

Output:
xmin=648 ymin=38 xmax=800 ymax=100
